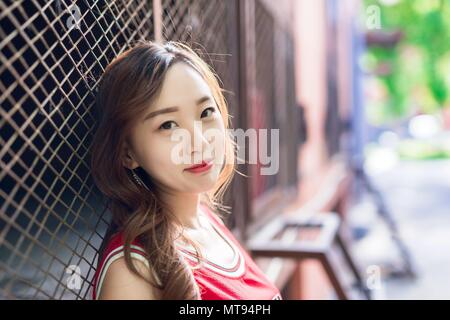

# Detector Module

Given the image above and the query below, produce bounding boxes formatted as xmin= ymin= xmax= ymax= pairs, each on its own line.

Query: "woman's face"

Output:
xmin=123 ymin=62 xmax=226 ymax=195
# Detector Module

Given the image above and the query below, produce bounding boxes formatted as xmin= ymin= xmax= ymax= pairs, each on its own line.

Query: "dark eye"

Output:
xmin=201 ymin=107 xmax=216 ymax=118
xmin=159 ymin=121 xmax=177 ymax=130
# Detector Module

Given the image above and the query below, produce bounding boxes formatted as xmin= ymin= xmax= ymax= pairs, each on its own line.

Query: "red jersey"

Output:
xmin=92 ymin=204 xmax=282 ymax=300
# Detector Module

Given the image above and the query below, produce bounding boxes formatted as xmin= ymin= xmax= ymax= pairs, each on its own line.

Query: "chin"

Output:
xmin=189 ymin=179 xmax=218 ymax=193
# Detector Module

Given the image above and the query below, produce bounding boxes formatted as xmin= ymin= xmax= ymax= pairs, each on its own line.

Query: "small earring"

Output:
xmin=131 ymin=169 xmax=150 ymax=191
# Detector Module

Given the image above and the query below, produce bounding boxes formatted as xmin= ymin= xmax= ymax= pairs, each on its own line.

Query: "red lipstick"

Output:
xmin=184 ymin=160 xmax=213 ymax=174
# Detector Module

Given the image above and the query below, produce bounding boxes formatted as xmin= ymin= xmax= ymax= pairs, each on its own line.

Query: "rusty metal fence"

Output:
xmin=0 ymin=0 xmax=299 ymax=299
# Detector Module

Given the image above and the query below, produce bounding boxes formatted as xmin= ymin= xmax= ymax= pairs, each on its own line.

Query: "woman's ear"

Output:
xmin=122 ymin=144 xmax=139 ymax=170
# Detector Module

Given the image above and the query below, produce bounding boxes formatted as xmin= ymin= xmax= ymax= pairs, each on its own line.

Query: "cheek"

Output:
xmin=211 ymin=120 xmax=226 ymax=163
xmin=135 ymin=136 xmax=176 ymax=182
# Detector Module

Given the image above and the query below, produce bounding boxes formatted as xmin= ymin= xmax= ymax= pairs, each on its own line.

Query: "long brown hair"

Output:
xmin=90 ymin=40 xmax=237 ymax=299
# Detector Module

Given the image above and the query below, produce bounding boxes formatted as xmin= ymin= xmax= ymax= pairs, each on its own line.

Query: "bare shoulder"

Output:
xmin=98 ymin=256 xmax=162 ymax=300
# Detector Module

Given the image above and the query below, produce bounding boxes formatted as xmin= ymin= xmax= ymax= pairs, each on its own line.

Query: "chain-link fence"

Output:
xmin=0 ymin=0 xmax=299 ymax=299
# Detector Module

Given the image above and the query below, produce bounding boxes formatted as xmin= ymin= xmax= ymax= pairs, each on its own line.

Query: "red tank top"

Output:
xmin=92 ymin=204 xmax=282 ymax=300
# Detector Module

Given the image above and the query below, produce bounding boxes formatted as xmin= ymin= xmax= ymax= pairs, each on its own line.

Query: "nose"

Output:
xmin=189 ymin=120 xmax=211 ymax=164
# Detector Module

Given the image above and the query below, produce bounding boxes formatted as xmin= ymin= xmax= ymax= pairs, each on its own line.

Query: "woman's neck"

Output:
xmin=160 ymin=191 xmax=204 ymax=230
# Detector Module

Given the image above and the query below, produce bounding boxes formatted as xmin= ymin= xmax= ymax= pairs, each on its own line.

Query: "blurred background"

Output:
xmin=0 ymin=0 xmax=449 ymax=299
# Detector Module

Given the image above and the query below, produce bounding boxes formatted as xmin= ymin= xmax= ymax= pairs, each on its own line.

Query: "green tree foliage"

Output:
xmin=363 ymin=0 xmax=450 ymax=123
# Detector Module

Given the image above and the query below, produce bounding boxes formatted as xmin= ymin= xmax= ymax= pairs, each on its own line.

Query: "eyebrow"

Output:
xmin=143 ymin=96 xmax=212 ymax=122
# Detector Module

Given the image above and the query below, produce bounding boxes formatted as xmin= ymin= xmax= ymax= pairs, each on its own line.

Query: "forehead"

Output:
xmin=153 ymin=62 xmax=212 ymax=108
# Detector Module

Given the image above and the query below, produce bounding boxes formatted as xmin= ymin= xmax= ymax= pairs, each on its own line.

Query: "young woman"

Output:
xmin=90 ymin=40 xmax=282 ymax=300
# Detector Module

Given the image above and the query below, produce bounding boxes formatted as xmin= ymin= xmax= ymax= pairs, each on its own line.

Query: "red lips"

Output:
xmin=184 ymin=160 xmax=213 ymax=173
